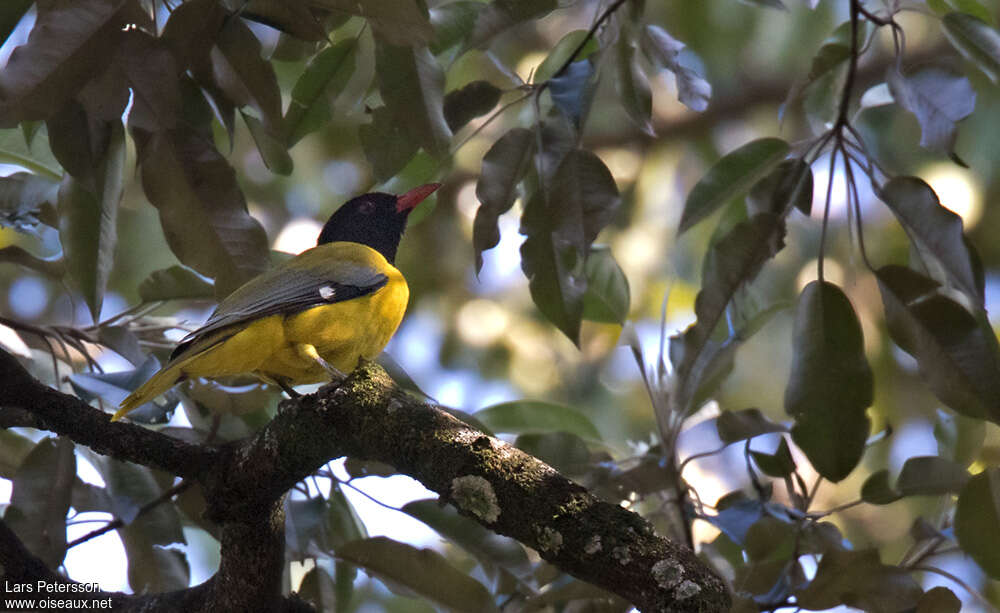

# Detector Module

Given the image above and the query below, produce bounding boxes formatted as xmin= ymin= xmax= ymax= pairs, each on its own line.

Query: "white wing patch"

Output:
xmin=319 ymin=286 xmax=336 ymax=300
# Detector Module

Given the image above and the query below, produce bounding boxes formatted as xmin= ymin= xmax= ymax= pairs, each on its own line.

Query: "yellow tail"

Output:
xmin=112 ymin=362 xmax=185 ymax=421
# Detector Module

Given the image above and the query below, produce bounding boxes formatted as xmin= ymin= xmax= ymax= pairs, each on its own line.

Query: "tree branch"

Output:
xmin=0 ymin=349 xmax=731 ymax=612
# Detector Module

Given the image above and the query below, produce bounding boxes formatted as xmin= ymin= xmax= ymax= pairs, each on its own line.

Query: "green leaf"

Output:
xmin=615 ymin=32 xmax=654 ymax=136
xmin=514 ymin=432 xmax=591 ymax=476
xmin=534 ymin=30 xmax=599 ymax=83
xmin=337 ymin=537 xmax=498 ymax=613
xmin=473 ymin=128 xmax=535 ymax=272
xmin=521 ymin=150 xmax=621 ymax=344
xmin=794 ymin=548 xmax=921 ymax=611
xmin=888 ymin=67 xmax=975 ymax=157
xmin=443 ymin=80 xmax=502 ymax=132
xmin=475 ymin=400 xmax=601 ymax=440
xmin=242 ymin=111 xmax=293 ymax=175
xmin=879 ymin=176 xmax=981 ymax=305
xmin=746 ymin=158 xmax=813 ymax=217
xmin=0 ymin=430 xmax=35 ymax=478
xmin=6 ymin=437 xmax=75 ymax=569
xmin=285 ymin=39 xmax=358 ymax=146
xmin=138 ymin=265 xmax=215 ymax=302
xmin=875 ymin=265 xmax=1000 ymax=422
xmin=467 ymin=0 xmax=557 ymax=50
xmin=581 ymin=246 xmax=630 ymax=324
xmin=374 ymin=39 xmax=452 ymax=157
xmin=212 ymin=18 xmax=284 ymax=130
xmin=239 ymin=0 xmax=327 ymax=41
xmin=134 ymin=127 xmax=270 ymax=297
xmin=57 ymin=121 xmax=125 ymax=321
xmin=640 ymin=24 xmax=711 ymax=112
xmin=359 ymin=106 xmax=420 ymax=183
xmin=918 ymin=587 xmax=961 ymax=613
xmin=0 ymin=126 xmax=62 ymax=179
xmin=861 ymin=470 xmax=902 ymax=505
xmin=955 ymin=468 xmax=1000 ymax=578
xmin=942 ymin=12 xmax=1000 ymax=84
xmin=0 ymin=172 xmax=59 ymax=231
xmin=785 ymin=281 xmax=872 ymax=482
xmin=750 ymin=437 xmax=796 ymax=478
xmin=402 ymin=499 xmax=531 ymax=581
xmin=678 ymin=138 xmax=789 ymax=234
xmin=673 ymin=213 xmax=786 ymax=413
xmin=311 ymin=0 xmax=434 ymax=46
xmin=0 ymin=0 xmax=131 ymax=125
xmin=716 ymin=408 xmax=787 ymax=444
xmin=429 ymin=2 xmax=482 ymax=54
xmin=122 ymin=537 xmax=190 ymax=593
xmin=896 ymin=456 xmax=969 ymax=496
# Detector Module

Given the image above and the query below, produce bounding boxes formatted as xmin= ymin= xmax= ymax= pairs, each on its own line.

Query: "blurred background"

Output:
xmin=2 ymin=0 xmax=999 ymax=609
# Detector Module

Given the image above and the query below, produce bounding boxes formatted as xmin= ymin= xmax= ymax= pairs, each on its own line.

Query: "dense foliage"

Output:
xmin=2 ymin=0 xmax=1000 ymax=611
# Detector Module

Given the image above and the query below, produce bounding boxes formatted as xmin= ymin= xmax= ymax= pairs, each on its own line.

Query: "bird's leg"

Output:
xmin=297 ymin=344 xmax=346 ymax=381
xmin=259 ymin=373 xmax=301 ymax=398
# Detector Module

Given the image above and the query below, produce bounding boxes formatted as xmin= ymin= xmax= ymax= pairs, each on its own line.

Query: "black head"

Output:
xmin=317 ymin=184 xmax=441 ymax=263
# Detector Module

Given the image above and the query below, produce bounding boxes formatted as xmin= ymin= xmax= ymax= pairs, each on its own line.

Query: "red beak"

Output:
xmin=396 ymin=183 xmax=442 ymax=213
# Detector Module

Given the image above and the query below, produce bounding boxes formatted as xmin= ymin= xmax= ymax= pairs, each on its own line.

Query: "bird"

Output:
xmin=112 ymin=183 xmax=441 ymax=421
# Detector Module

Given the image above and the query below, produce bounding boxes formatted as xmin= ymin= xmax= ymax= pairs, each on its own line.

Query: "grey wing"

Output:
xmin=171 ymin=262 xmax=388 ymax=359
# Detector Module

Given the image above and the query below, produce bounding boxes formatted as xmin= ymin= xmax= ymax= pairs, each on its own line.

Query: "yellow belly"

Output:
xmin=176 ymin=274 xmax=408 ymax=385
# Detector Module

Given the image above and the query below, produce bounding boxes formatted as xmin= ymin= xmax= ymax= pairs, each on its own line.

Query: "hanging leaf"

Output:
xmin=359 ymin=106 xmax=420 ymax=183
xmin=715 ymin=408 xmax=787 ymax=444
xmin=794 ymin=548 xmax=921 ymax=611
xmin=784 ymin=281 xmax=872 ymax=482
xmin=337 ymin=537 xmax=499 ymax=613
xmin=746 ymin=158 xmax=813 ymax=217
xmin=933 ymin=409 xmax=985 ymax=467
xmin=673 ymin=213 xmax=786 ymax=413
xmin=615 ymin=33 xmax=654 ymax=136
xmin=242 ymin=111 xmax=293 ymax=176
xmin=475 ymin=400 xmax=601 ymax=440
xmin=581 ymin=246 xmax=630 ymax=324
xmin=402 ymin=499 xmax=531 ymax=581
xmin=678 ymin=138 xmax=789 ymax=234
xmin=750 ymin=438 xmax=796 ymax=478
xmin=917 ymin=587 xmax=961 ymax=613
xmin=467 ymin=0 xmax=557 ymax=50
xmin=57 ymin=121 xmax=125 ymax=321
xmin=520 ymin=150 xmax=621 ymax=344
xmin=860 ymin=470 xmax=902 ymax=505
xmin=313 ymin=0 xmax=434 ymax=46
xmin=473 ymin=128 xmax=535 ymax=272
xmin=429 ymin=2 xmax=482 ymax=54
xmin=374 ymin=39 xmax=452 ymax=157
xmin=942 ymin=12 xmax=1000 ymax=84
xmin=640 ymin=24 xmax=711 ymax=112
xmin=238 ymin=0 xmax=326 ymax=41
xmin=887 ymin=67 xmax=975 ymax=156
xmin=535 ymin=30 xmax=599 ymax=82
xmin=6 ymin=437 xmax=75 ymax=569
xmin=0 ymin=0 xmax=133 ymax=125
xmin=875 ymin=265 xmax=1000 ymax=423
xmin=0 ymin=125 xmax=62 ymax=178
xmin=443 ymin=80 xmax=502 ymax=132
xmin=879 ymin=176 xmax=981 ymax=305
xmin=955 ymin=468 xmax=1000 ymax=578
xmin=211 ymin=18 xmax=283 ymax=130
xmin=284 ymin=39 xmax=358 ymax=147
xmin=895 ymin=456 xmax=969 ymax=496
xmin=138 ymin=265 xmax=215 ymax=302
xmin=134 ymin=127 xmax=270 ymax=298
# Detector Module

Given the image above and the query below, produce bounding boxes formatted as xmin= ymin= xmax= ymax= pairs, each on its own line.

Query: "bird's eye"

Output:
xmin=358 ymin=201 xmax=375 ymax=214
